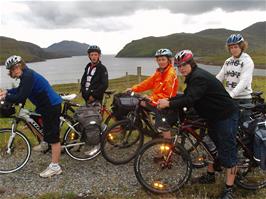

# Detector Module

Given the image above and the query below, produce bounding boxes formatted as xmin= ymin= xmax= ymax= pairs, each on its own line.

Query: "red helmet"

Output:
xmin=174 ymin=50 xmax=193 ymax=67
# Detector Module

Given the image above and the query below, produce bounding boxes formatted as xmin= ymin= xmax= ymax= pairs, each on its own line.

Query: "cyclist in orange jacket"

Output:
xmin=127 ymin=48 xmax=179 ymax=139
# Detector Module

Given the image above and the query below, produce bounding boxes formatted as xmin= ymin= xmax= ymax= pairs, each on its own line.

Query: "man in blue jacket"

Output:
xmin=0 ymin=55 xmax=62 ymax=178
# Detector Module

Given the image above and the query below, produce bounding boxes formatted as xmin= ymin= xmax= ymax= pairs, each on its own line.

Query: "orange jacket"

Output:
xmin=132 ymin=64 xmax=178 ymax=105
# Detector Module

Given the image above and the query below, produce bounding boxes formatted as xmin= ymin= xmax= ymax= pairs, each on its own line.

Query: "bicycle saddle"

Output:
xmin=104 ymin=90 xmax=116 ymax=95
xmin=61 ymin=94 xmax=77 ymax=101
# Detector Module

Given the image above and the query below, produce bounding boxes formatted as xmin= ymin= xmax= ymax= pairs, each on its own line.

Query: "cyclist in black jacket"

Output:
xmin=81 ymin=45 xmax=108 ymax=104
xmin=80 ymin=45 xmax=108 ymax=155
xmin=158 ymin=50 xmax=239 ymax=199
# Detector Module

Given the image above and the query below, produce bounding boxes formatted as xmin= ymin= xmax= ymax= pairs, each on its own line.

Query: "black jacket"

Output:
xmin=81 ymin=61 xmax=108 ymax=102
xmin=169 ymin=67 xmax=238 ymax=121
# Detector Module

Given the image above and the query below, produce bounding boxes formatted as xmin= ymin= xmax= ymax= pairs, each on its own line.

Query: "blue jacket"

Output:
xmin=6 ymin=67 xmax=62 ymax=110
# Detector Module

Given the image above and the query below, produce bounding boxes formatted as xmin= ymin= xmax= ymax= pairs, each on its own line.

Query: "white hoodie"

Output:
xmin=216 ymin=52 xmax=254 ymax=99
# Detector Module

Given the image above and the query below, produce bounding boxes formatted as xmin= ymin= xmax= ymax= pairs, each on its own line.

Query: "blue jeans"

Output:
xmin=208 ymin=111 xmax=239 ymax=168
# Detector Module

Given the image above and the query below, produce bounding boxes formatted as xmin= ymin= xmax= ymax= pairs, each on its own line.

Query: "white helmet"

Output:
xmin=5 ymin=55 xmax=23 ymax=70
xmin=155 ymin=48 xmax=173 ymax=57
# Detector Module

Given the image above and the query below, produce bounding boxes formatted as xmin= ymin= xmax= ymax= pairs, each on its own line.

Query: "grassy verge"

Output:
xmin=0 ymin=75 xmax=265 ymax=144
xmin=0 ymin=75 xmax=266 ymax=199
xmin=197 ymin=55 xmax=266 ymax=69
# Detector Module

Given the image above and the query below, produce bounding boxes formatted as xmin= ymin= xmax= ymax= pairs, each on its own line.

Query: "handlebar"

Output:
xmin=251 ymin=91 xmax=263 ymax=98
xmin=127 ymin=91 xmax=151 ymax=103
xmin=64 ymin=100 xmax=81 ymax=107
xmin=104 ymin=90 xmax=116 ymax=98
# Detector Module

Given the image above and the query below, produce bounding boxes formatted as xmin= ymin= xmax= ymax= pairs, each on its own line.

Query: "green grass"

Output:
xmin=197 ymin=54 xmax=266 ymax=69
xmin=0 ymin=75 xmax=265 ymax=143
xmin=0 ymin=75 xmax=266 ymax=199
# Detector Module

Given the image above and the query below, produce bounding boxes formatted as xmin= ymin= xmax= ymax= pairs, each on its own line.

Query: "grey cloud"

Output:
xmin=18 ymin=1 xmax=266 ymax=29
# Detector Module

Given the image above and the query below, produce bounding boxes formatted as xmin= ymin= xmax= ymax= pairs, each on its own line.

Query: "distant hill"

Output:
xmin=116 ymin=22 xmax=266 ymax=67
xmin=44 ymin=40 xmax=89 ymax=56
xmin=0 ymin=36 xmax=68 ymax=65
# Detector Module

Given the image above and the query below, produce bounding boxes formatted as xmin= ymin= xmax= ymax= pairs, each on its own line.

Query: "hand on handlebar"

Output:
xmin=158 ymin=99 xmax=170 ymax=109
xmin=125 ymin=88 xmax=132 ymax=92
xmin=0 ymin=89 xmax=7 ymax=100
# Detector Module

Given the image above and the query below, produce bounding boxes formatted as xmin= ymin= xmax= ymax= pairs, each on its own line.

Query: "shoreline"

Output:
xmin=1 ymin=55 xmax=265 ymax=70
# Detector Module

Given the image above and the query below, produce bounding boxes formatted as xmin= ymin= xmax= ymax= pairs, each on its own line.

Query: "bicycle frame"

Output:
xmin=130 ymin=104 xmax=160 ymax=138
xmin=5 ymin=100 xmax=83 ymax=151
xmin=169 ymin=118 xmax=215 ymax=164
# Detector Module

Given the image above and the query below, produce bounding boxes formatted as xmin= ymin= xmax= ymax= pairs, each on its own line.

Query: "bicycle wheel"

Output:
xmin=134 ymin=138 xmax=192 ymax=193
xmin=101 ymin=119 xmax=144 ymax=165
xmin=235 ymin=143 xmax=266 ymax=190
xmin=0 ymin=128 xmax=31 ymax=174
xmin=63 ymin=123 xmax=101 ymax=161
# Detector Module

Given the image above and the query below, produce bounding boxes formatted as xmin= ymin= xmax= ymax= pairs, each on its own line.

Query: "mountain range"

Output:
xmin=116 ymin=21 xmax=266 ymax=67
xmin=0 ymin=38 xmax=89 ymax=65
xmin=0 ymin=21 xmax=265 ymax=67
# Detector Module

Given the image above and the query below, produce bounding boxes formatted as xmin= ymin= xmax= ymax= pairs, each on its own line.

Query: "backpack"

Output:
xmin=73 ymin=103 xmax=102 ymax=145
xmin=253 ymin=118 xmax=266 ymax=170
xmin=111 ymin=93 xmax=139 ymax=120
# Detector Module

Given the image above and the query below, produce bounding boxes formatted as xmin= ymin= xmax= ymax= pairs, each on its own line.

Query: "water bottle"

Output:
xmin=203 ymin=135 xmax=217 ymax=156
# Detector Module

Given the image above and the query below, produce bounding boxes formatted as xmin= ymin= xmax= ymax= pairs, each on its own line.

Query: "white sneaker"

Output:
xmin=84 ymin=144 xmax=101 ymax=156
xmin=33 ymin=142 xmax=49 ymax=152
xmin=40 ymin=165 xmax=62 ymax=178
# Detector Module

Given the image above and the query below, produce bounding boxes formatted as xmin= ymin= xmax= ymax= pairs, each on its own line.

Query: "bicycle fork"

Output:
xmin=6 ymin=122 xmax=17 ymax=154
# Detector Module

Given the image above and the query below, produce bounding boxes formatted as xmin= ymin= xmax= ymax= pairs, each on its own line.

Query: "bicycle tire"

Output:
xmin=101 ymin=119 xmax=144 ymax=165
xmin=0 ymin=128 xmax=31 ymax=174
xmin=134 ymin=138 xmax=192 ymax=193
xmin=235 ymin=142 xmax=266 ymax=190
xmin=63 ymin=123 xmax=101 ymax=161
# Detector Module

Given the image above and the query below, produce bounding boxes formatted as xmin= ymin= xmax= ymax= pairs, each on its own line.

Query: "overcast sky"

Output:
xmin=0 ymin=0 xmax=265 ymax=54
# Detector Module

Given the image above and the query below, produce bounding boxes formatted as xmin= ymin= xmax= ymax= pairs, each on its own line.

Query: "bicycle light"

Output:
xmin=70 ymin=132 xmax=76 ymax=140
xmin=108 ymin=133 xmax=114 ymax=140
xmin=160 ymin=144 xmax=170 ymax=152
xmin=153 ymin=181 xmax=164 ymax=189
xmin=197 ymin=156 xmax=204 ymax=161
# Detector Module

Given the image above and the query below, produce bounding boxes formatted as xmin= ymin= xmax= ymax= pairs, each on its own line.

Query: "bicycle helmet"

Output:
xmin=87 ymin=45 xmax=101 ymax=54
xmin=226 ymin=34 xmax=244 ymax=45
xmin=5 ymin=55 xmax=23 ymax=70
xmin=155 ymin=48 xmax=173 ymax=57
xmin=174 ymin=50 xmax=193 ymax=67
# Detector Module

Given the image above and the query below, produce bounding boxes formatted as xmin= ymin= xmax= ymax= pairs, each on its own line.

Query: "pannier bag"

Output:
xmin=73 ymin=103 xmax=102 ymax=145
xmin=0 ymin=101 xmax=15 ymax=118
xmin=111 ymin=93 xmax=139 ymax=120
xmin=253 ymin=119 xmax=266 ymax=170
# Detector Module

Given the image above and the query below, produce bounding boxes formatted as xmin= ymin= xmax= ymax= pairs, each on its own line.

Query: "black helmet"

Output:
xmin=87 ymin=45 xmax=101 ymax=54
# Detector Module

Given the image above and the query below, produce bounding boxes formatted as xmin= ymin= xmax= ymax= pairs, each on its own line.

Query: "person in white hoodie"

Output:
xmin=216 ymin=34 xmax=254 ymax=105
